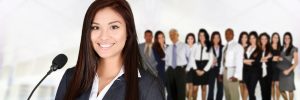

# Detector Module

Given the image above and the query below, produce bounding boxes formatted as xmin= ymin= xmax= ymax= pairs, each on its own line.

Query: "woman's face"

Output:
xmin=91 ymin=7 xmax=127 ymax=59
xmin=199 ymin=32 xmax=205 ymax=43
xmin=284 ymin=35 xmax=291 ymax=46
xmin=187 ymin=36 xmax=194 ymax=45
xmin=260 ymin=35 xmax=268 ymax=46
xmin=213 ymin=34 xmax=220 ymax=45
xmin=158 ymin=34 xmax=165 ymax=45
xmin=272 ymin=34 xmax=279 ymax=44
xmin=241 ymin=34 xmax=248 ymax=45
xmin=250 ymin=35 xmax=257 ymax=46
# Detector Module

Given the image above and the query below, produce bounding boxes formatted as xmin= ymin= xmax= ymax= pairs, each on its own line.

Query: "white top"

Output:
xmin=261 ymin=51 xmax=267 ymax=77
xmin=219 ymin=40 xmax=244 ymax=80
xmin=89 ymin=66 xmax=141 ymax=100
xmin=165 ymin=41 xmax=190 ymax=68
xmin=246 ymin=46 xmax=256 ymax=58
xmin=187 ymin=43 xmax=214 ymax=72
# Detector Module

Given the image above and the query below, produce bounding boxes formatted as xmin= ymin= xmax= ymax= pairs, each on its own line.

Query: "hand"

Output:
xmin=283 ymin=69 xmax=291 ymax=76
xmin=266 ymin=53 xmax=272 ymax=58
xmin=272 ymin=56 xmax=279 ymax=61
xmin=261 ymin=57 xmax=268 ymax=63
xmin=196 ymin=70 xmax=205 ymax=76
xmin=278 ymin=57 xmax=283 ymax=61
xmin=230 ymin=77 xmax=238 ymax=82
xmin=213 ymin=58 xmax=217 ymax=66
xmin=218 ymin=75 xmax=223 ymax=82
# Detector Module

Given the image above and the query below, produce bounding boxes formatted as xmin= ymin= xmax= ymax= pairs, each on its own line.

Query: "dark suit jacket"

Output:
xmin=212 ymin=45 xmax=224 ymax=68
xmin=55 ymin=67 xmax=165 ymax=100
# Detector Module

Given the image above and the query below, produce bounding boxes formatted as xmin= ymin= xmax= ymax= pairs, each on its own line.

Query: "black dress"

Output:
xmin=194 ymin=60 xmax=209 ymax=85
xmin=271 ymin=47 xmax=281 ymax=81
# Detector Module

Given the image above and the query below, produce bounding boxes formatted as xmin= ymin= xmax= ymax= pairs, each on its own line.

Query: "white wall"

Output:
xmin=0 ymin=0 xmax=299 ymax=99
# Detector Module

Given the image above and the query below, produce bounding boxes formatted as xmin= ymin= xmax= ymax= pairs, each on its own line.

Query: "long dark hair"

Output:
xmin=153 ymin=30 xmax=165 ymax=59
xmin=64 ymin=0 xmax=141 ymax=100
xmin=198 ymin=28 xmax=211 ymax=52
xmin=283 ymin=32 xmax=294 ymax=56
xmin=248 ymin=31 xmax=260 ymax=57
xmin=258 ymin=32 xmax=271 ymax=53
xmin=271 ymin=32 xmax=281 ymax=51
xmin=185 ymin=33 xmax=196 ymax=44
xmin=238 ymin=31 xmax=249 ymax=51
xmin=211 ymin=31 xmax=222 ymax=46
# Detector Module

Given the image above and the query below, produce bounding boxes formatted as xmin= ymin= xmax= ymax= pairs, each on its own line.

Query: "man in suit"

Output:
xmin=139 ymin=30 xmax=158 ymax=76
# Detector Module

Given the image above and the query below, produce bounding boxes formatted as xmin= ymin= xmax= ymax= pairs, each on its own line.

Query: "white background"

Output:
xmin=0 ymin=0 xmax=299 ymax=99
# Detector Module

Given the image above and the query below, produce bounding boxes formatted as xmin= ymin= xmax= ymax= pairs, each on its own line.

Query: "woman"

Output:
xmin=152 ymin=31 xmax=167 ymax=83
xmin=187 ymin=29 xmax=214 ymax=100
xmin=207 ymin=31 xmax=223 ymax=100
xmin=270 ymin=32 xmax=281 ymax=100
xmin=277 ymin=32 xmax=298 ymax=100
xmin=243 ymin=31 xmax=262 ymax=100
xmin=185 ymin=33 xmax=196 ymax=100
xmin=258 ymin=33 xmax=273 ymax=100
xmin=238 ymin=31 xmax=249 ymax=100
xmin=55 ymin=0 xmax=164 ymax=100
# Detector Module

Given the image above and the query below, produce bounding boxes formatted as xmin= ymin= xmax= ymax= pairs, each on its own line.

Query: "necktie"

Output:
xmin=172 ymin=44 xmax=177 ymax=68
xmin=145 ymin=44 xmax=150 ymax=57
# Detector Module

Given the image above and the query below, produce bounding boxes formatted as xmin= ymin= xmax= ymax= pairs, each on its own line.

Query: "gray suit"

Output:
xmin=139 ymin=43 xmax=158 ymax=76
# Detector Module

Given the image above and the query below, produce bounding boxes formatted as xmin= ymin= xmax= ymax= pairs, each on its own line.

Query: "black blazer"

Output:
xmin=244 ymin=48 xmax=262 ymax=74
xmin=212 ymin=45 xmax=224 ymax=68
xmin=55 ymin=67 xmax=165 ymax=100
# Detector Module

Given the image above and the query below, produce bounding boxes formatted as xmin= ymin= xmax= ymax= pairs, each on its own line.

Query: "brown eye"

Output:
xmin=91 ymin=26 xmax=99 ymax=30
xmin=111 ymin=25 xmax=119 ymax=30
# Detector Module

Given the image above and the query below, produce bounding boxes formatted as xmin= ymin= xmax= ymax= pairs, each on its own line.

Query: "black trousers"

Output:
xmin=166 ymin=66 xmax=186 ymax=100
xmin=259 ymin=73 xmax=272 ymax=100
xmin=244 ymin=69 xmax=261 ymax=100
xmin=207 ymin=67 xmax=223 ymax=100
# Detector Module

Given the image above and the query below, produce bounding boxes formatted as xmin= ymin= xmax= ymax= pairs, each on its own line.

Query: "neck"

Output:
xmin=214 ymin=44 xmax=219 ymax=48
xmin=189 ymin=44 xmax=193 ymax=48
xmin=172 ymin=40 xmax=178 ymax=44
xmin=97 ymin=55 xmax=123 ymax=79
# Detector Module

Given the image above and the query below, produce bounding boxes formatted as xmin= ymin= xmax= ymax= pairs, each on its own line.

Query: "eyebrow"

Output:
xmin=92 ymin=21 xmax=121 ymax=25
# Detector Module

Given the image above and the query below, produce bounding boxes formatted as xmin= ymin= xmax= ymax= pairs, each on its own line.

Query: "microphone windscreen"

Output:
xmin=52 ymin=54 xmax=68 ymax=69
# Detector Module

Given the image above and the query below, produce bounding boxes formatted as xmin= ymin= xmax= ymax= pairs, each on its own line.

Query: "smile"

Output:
xmin=98 ymin=43 xmax=115 ymax=48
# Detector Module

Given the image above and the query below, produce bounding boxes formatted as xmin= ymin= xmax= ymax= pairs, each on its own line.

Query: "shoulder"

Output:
xmin=138 ymin=69 xmax=165 ymax=99
xmin=55 ymin=67 xmax=76 ymax=100
xmin=292 ymin=46 xmax=298 ymax=52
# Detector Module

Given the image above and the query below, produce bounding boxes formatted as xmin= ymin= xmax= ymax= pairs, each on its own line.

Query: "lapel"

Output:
xmin=103 ymin=75 xmax=126 ymax=100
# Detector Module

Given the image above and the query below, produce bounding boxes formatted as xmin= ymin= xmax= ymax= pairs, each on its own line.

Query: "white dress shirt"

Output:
xmin=89 ymin=66 xmax=141 ymax=100
xmin=219 ymin=40 xmax=244 ymax=80
xmin=187 ymin=43 xmax=214 ymax=72
xmin=165 ymin=41 xmax=190 ymax=69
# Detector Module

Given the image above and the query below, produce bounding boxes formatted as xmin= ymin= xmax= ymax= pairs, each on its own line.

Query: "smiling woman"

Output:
xmin=54 ymin=0 xmax=164 ymax=100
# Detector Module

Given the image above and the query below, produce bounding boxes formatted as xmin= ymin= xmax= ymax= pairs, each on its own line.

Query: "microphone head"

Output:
xmin=52 ymin=54 xmax=68 ymax=70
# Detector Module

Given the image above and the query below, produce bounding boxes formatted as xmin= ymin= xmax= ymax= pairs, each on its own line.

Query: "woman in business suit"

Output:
xmin=185 ymin=33 xmax=196 ymax=100
xmin=152 ymin=30 xmax=167 ymax=83
xmin=207 ymin=31 xmax=223 ymax=100
xmin=187 ymin=29 xmax=214 ymax=100
xmin=55 ymin=0 xmax=164 ymax=100
xmin=243 ymin=31 xmax=262 ymax=100
xmin=270 ymin=32 xmax=282 ymax=100
xmin=277 ymin=32 xmax=298 ymax=100
xmin=238 ymin=31 xmax=249 ymax=100
xmin=258 ymin=33 xmax=273 ymax=100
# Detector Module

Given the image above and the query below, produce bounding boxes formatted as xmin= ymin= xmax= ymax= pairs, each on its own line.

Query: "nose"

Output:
xmin=99 ymin=28 xmax=110 ymax=41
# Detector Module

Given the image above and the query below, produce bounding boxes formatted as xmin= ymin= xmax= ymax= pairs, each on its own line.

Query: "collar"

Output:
xmin=118 ymin=66 xmax=141 ymax=78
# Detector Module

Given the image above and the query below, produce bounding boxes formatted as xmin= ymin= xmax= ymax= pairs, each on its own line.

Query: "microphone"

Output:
xmin=27 ymin=54 xmax=68 ymax=100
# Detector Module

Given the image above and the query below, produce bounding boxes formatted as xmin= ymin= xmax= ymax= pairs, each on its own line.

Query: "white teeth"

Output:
xmin=99 ymin=43 xmax=114 ymax=48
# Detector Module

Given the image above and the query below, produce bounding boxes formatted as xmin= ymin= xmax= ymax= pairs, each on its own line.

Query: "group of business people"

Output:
xmin=138 ymin=28 xmax=298 ymax=100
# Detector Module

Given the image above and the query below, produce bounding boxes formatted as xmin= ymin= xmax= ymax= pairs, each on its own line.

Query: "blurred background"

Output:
xmin=0 ymin=0 xmax=300 ymax=100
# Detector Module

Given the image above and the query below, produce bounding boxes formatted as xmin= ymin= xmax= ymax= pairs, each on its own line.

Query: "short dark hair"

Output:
xmin=144 ymin=29 xmax=153 ymax=36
